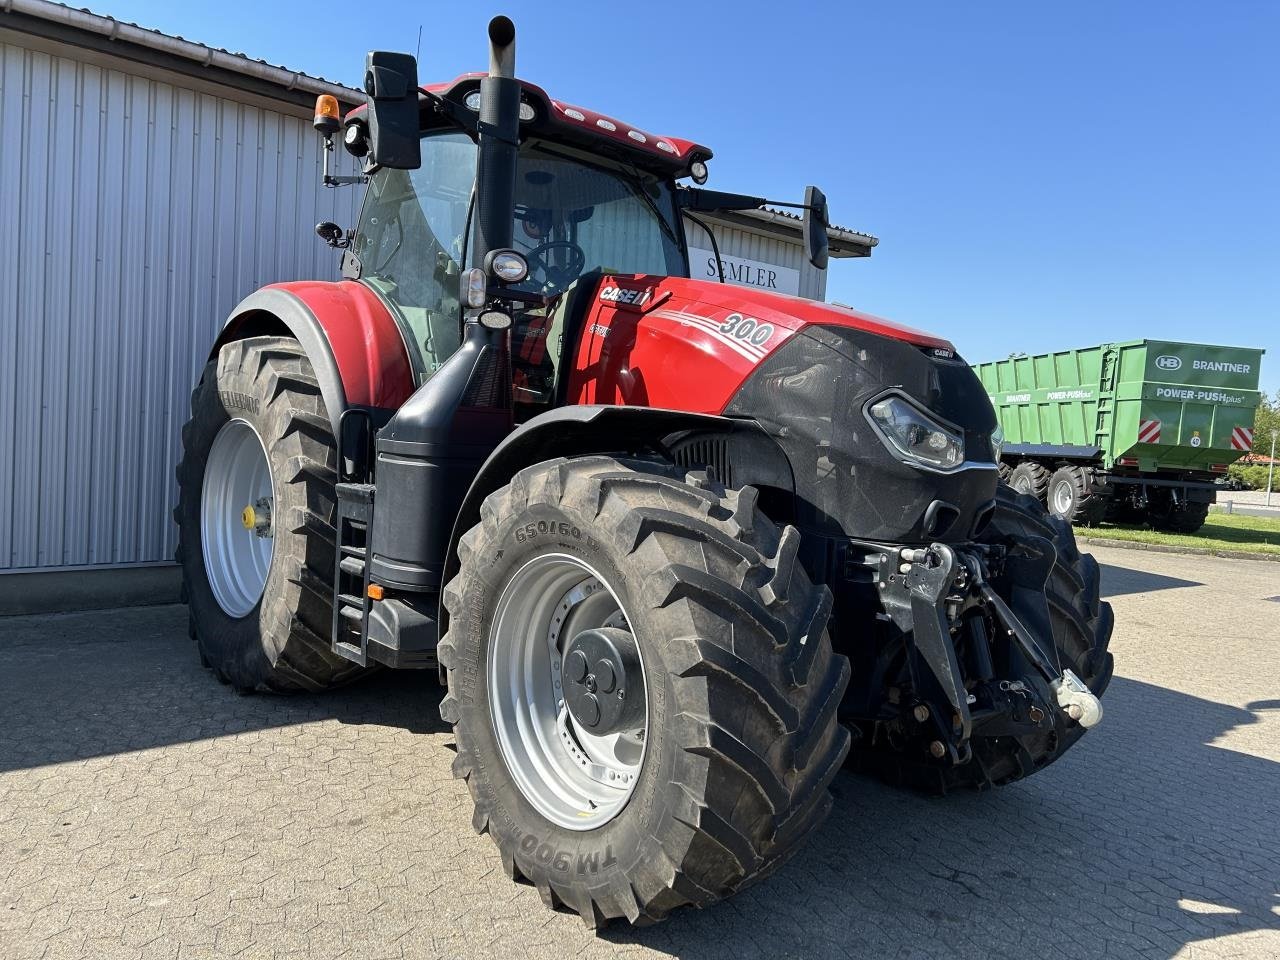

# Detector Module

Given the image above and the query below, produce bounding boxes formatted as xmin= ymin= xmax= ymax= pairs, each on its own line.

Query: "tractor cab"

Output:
xmin=345 ymin=123 xmax=687 ymax=412
xmin=322 ymin=69 xmax=826 ymax=421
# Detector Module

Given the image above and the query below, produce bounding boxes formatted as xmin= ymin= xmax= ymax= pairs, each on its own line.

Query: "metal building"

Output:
xmin=687 ymin=207 xmax=875 ymax=301
xmin=0 ymin=1 xmax=875 ymax=607
xmin=0 ymin=1 xmax=363 ymax=598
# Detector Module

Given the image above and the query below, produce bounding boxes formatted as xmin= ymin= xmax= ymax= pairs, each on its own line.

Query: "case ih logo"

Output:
xmin=1155 ymin=355 xmax=1182 ymax=371
xmin=598 ymin=285 xmax=651 ymax=307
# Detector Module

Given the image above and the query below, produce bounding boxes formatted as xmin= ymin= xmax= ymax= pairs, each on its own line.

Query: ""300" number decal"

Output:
xmin=718 ymin=313 xmax=775 ymax=347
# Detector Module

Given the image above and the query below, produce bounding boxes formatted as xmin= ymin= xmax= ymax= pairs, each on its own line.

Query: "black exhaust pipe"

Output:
xmin=474 ymin=16 xmax=520 ymax=260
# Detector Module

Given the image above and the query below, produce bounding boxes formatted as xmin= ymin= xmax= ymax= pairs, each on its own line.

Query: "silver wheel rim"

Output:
xmin=201 ymin=419 xmax=275 ymax=617
xmin=488 ymin=553 xmax=648 ymax=830
xmin=1012 ymin=474 xmax=1031 ymax=494
xmin=1053 ymin=480 xmax=1074 ymax=516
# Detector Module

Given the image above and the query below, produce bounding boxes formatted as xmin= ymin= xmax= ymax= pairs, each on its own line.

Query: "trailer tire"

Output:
xmin=1151 ymin=500 xmax=1210 ymax=534
xmin=175 ymin=336 xmax=363 ymax=693
xmin=437 ymin=456 xmax=851 ymax=926
xmin=1007 ymin=461 xmax=1050 ymax=500
xmin=1048 ymin=465 xmax=1105 ymax=526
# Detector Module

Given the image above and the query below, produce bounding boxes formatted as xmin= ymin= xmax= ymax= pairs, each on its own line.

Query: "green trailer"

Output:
xmin=973 ymin=340 xmax=1265 ymax=532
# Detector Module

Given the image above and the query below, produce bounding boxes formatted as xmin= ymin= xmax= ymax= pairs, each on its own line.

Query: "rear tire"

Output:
xmin=438 ymin=456 xmax=850 ymax=925
xmin=175 ymin=336 xmax=363 ymax=692
xmin=1007 ymin=460 xmax=1050 ymax=500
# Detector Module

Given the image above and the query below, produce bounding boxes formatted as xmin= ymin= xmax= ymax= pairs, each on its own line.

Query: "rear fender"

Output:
xmin=438 ymin=404 xmax=794 ymax=637
xmin=211 ymin=281 xmax=416 ymax=434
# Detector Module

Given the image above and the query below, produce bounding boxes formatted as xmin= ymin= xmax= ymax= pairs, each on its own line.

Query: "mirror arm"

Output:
xmin=677 ymin=188 xmax=827 ymax=222
xmin=321 ymin=136 xmax=367 ymax=188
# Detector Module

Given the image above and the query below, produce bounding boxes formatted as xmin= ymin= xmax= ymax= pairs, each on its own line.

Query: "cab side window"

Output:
xmin=351 ymin=131 xmax=477 ymax=379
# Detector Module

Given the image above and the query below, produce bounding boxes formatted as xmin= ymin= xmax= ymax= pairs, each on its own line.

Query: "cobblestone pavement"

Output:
xmin=2 ymin=544 xmax=1278 ymax=960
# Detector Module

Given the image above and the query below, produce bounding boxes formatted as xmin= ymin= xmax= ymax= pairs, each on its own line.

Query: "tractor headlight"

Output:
xmin=867 ymin=394 xmax=966 ymax=472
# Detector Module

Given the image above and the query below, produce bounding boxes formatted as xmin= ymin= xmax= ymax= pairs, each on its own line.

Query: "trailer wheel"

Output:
xmin=1150 ymin=499 xmax=1210 ymax=534
xmin=175 ymin=336 xmax=362 ymax=692
xmin=1007 ymin=460 xmax=1049 ymax=500
xmin=1048 ymin=465 xmax=1105 ymax=525
xmin=437 ymin=456 xmax=851 ymax=925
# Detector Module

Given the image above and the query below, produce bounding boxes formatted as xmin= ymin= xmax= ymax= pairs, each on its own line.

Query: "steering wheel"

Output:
xmin=526 ymin=240 xmax=587 ymax=291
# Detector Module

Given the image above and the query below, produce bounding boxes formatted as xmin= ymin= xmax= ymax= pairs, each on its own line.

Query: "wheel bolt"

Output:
xmin=912 ymin=704 xmax=930 ymax=723
xmin=929 ymin=740 xmax=946 ymax=759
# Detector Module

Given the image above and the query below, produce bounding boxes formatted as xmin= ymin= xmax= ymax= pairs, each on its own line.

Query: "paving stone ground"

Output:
xmin=1 ymin=544 xmax=1278 ymax=960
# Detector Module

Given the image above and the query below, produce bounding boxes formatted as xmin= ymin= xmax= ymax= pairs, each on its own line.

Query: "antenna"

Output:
xmin=416 ymin=25 xmax=422 ymax=60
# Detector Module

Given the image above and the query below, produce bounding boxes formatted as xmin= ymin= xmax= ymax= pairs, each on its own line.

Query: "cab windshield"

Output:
xmin=350 ymin=132 xmax=685 ymax=383
xmin=507 ymin=140 xmax=685 ymax=296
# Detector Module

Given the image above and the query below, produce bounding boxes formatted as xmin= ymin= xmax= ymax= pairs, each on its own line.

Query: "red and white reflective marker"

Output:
xmin=1231 ymin=426 xmax=1254 ymax=451
xmin=1138 ymin=419 xmax=1162 ymax=444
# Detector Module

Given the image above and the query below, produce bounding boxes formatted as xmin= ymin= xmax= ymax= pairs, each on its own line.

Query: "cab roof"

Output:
xmin=348 ymin=74 xmax=712 ymax=179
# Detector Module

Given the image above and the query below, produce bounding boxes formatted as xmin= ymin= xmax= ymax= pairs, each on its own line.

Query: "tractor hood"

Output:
xmin=566 ymin=274 xmax=959 ymax=414
xmin=655 ymin=276 xmax=955 ymax=354
xmin=563 ymin=274 xmax=997 ymax=544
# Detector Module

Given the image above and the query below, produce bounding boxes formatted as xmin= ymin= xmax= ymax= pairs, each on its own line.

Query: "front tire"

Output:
xmin=437 ymin=456 xmax=850 ymax=925
xmin=175 ymin=336 xmax=362 ymax=692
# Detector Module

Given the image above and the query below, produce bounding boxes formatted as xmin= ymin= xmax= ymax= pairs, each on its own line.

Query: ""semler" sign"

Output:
xmin=687 ymin=247 xmax=802 ymax=296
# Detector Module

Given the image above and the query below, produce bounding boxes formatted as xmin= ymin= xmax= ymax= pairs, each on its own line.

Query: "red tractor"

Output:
xmin=177 ymin=18 xmax=1112 ymax=926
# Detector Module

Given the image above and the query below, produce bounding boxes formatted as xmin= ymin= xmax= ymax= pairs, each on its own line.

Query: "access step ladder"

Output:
xmin=331 ymin=481 xmax=375 ymax=665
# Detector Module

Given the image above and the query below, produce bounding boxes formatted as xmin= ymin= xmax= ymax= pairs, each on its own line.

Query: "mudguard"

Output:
xmin=437 ymin=404 xmax=794 ymax=634
xmin=211 ymin=281 xmax=416 ymax=434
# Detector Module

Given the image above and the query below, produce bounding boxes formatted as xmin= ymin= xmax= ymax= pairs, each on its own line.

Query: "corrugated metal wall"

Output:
xmin=685 ymin=218 xmax=827 ymax=301
xmin=0 ymin=36 xmax=362 ymax=571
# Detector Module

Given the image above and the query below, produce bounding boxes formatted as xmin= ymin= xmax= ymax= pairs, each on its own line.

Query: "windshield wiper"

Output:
xmin=618 ymin=163 xmax=681 ymax=249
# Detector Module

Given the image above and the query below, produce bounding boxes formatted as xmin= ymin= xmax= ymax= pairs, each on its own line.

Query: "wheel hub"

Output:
xmin=200 ymin=419 xmax=275 ymax=617
xmin=487 ymin=554 xmax=649 ymax=830
xmin=240 ymin=497 xmax=273 ymax=537
xmin=562 ymin=628 xmax=643 ymax=736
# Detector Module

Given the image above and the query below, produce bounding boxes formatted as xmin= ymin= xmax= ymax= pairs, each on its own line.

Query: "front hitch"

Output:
xmin=866 ymin=538 xmax=1103 ymax=765
xmin=964 ymin=551 xmax=1104 ymax=729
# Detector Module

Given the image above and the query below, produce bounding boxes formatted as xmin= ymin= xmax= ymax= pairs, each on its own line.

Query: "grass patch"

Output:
xmin=1085 ymin=512 xmax=1280 ymax=556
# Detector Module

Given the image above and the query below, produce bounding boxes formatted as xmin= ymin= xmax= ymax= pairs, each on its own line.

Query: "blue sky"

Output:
xmin=103 ymin=1 xmax=1279 ymax=394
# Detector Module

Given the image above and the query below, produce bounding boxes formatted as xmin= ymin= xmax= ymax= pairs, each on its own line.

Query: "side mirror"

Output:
xmin=315 ymin=221 xmax=348 ymax=248
xmin=803 ymin=185 xmax=829 ymax=270
xmin=363 ymin=51 xmax=420 ymax=170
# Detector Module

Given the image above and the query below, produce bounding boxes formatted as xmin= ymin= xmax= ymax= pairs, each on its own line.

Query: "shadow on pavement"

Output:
xmin=0 ymin=604 xmax=447 ymax=774
xmin=2 ymin=606 xmax=1277 ymax=959
xmin=607 ymin=683 xmax=1279 ymax=960
xmin=1099 ymin=562 xmax=1204 ymax=598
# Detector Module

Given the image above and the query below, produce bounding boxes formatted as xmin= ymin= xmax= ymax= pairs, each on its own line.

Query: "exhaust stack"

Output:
xmin=474 ymin=16 xmax=520 ymax=260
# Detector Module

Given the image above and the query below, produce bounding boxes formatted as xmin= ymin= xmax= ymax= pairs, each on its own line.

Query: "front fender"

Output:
xmin=212 ymin=281 xmax=415 ymax=434
xmin=438 ymin=405 xmax=793 ymax=637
